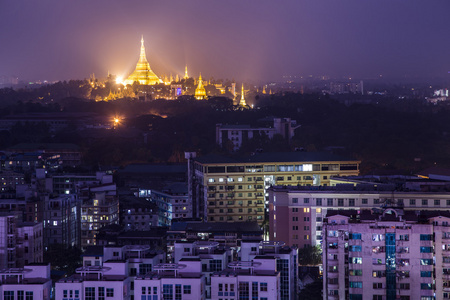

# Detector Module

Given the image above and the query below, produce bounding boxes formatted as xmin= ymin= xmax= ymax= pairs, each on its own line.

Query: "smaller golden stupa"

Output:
xmin=195 ymin=73 xmax=207 ymax=100
xmin=239 ymin=84 xmax=249 ymax=108
xmin=124 ymin=36 xmax=162 ymax=86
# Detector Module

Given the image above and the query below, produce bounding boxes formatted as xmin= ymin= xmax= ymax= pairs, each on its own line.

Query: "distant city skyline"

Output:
xmin=1 ymin=0 xmax=449 ymax=82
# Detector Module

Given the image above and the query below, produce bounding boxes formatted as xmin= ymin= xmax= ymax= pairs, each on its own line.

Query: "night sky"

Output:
xmin=1 ymin=0 xmax=449 ymax=82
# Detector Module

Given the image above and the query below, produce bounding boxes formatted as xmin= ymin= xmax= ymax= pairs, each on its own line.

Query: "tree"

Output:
xmin=298 ymin=245 xmax=322 ymax=266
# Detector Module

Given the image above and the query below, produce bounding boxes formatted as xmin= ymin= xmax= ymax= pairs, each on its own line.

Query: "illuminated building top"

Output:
xmin=195 ymin=74 xmax=207 ymax=100
xmin=184 ymin=65 xmax=189 ymax=79
xmin=124 ymin=36 xmax=162 ymax=86
xmin=239 ymin=84 xmax=248 ymax=107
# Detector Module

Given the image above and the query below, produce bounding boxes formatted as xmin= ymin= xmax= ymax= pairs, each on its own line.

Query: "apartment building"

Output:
xmin=322 ymin=208 xmax=450 ymax=300
xmin=43 ymin=194 xmax=80 ymax=248
xmin=0 ymin=264 xmax=52 ymax=300
xmin=55 ymin=262 xmax=132 ymax=300
xmin=134 ymin=260 xmax=206 ymax=300
xmin=173 ymin=241 xmax=232 ymax=298
xmin=269 ymin=185 xmax=450 ymax=248
xmin=187 ymin=151 xmax=360 ymax=224
xmin=239 ymin=241 xmax=298 ymax=300
xmin=216 ymin=117 xmax=300 ymax=151
xmin=211 ymin=258 xmax=280 ymax=300
xmin=0 ymin=213 xmax=43 ymax=269
xmin=81 ymin=191 xmax=119 ymax=248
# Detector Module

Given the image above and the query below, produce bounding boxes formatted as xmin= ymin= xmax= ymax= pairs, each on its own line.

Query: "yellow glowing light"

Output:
xmin=116 ymin=76 xmax=124 ymax=84
xmin=114 ymin=118 xmax=120 ymax=124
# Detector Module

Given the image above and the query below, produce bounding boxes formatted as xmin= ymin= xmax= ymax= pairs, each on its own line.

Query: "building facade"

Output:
xmin=269 ymin=185 xmax=450 ymax=248
xmin=322 ymin=209 xmax=450 ymax=300
xmin=187 ymin=152 xmax=360 ymax=224
xmin=216 ymin=118 xmax=300 ymax=151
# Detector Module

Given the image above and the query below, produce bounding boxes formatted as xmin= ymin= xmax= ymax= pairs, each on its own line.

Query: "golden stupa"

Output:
xmin=124 ymin=36 xmax=162 ymax=86
xmin=195 ymin=73 xmax=207 ymax=100
xmin=239 ymin=84 xmax=249 ymax=108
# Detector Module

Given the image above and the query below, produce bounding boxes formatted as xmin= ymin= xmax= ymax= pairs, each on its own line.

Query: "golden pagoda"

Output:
xmin=195 ymin=73 xmax=207 ymax=100
xmin=239 ymin=84 xmax=249 ymax=108
xmin=184 ymin=65 xmax=189 ymax=79
xmin=124 ymin=36 xmax=162 ymax=86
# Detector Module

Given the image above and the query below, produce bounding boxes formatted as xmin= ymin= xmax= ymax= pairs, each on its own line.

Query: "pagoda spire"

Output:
xmin=139 ymin=35 xmax=147 ymax=63
xmin=184 ymin=65 xmax=189 ymax=79
xmin=239 ymin=83 xmax=247 ymax=107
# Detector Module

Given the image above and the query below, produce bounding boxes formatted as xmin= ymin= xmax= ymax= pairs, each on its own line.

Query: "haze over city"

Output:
xmin=1 ymin=0 xmax=449 ymax=82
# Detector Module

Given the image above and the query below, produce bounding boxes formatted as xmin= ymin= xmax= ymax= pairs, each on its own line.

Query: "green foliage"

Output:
xmin=298 ymin=245 xmax=322 ymax=266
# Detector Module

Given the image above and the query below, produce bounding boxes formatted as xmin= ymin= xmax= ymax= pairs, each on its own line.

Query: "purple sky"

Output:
xmin=1 ymin=0 xmax=449 ymax=82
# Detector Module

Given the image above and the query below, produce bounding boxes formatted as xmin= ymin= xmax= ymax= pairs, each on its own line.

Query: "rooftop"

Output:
xmin=170 ymin=221 xmax=262 ymax=234
xmin=194 ymin=151 xmax=358 ymax=165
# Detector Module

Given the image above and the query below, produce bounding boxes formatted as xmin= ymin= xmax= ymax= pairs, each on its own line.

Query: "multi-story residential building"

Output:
xmin=0 ymin=264 xmax=52 ymax=300
xmin=81 ymin=191 xmax=119 ymax=248
xmin=239 ymin=241 xmax=298 ymax=300
xmin=134 ymin=260 xmax=206 ymax=300
xmin=173 ymin=241 xmax=232 ymax=298
xmin=43 ymin=194 xmax=80 ymax=249
xmin=322 ymin=208 xmax=450 ymax=300
xmin=16 ymin=222 xmax=44 ymax=267
xmin=269 ymin=184 xmax=450 ymax=248
xmin=0 ymin=170 xmax=25 ymax=192
xmin=6 ymin=143 xmax=82 ymax=167
xmin=187 ymin=151 xmax=360 ymax=224
xmin=211 ymin=258 xmax=281 ymax=300
xmin=82 ymin=245 xmax=165 ymax=300
xmin=55 ymin=262 xmax=132 ymax=300
xmin=138 ymin=183 xmax=191 ymax=226
xmin=0 ymin=213 xmax=43 ymax=268
xmin=216 ymin=117 xmax=300 ymax=151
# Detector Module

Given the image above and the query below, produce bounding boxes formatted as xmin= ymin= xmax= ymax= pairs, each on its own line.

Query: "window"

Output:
xmin=351 ymin=257 xmax=362 ymax=264
xmin=422 ymin=199 xmax=428 ymax=206
xmin=327 ymin=198 xmax=333 ymax=206
xmin=447 ymin=200 xmax=450 ymax=206
xmin=350 ymin=245 xmax=362 ymax=252
xmin=373 ymin=283 xmax=383 ymax=289
xmin=349 ymin=199 xmax=355 ymax=206
xmin=85 ymin=287 xmax=95 ymax=300
xmin=420 ymin=247 xmax=433 ymax=253
xmin=4 ymin=291 xmax=14 ymax=300
xmin=260 ymin=283 xmax=268 ymax=291
xmin=435 ymin=199 xmax=440 ymax=206
xmin=372 ymin=271 xmax=384 ymax=278
xmin=420 ymin=259 xmax=433 ymax=265
xmin=420 ymin=234 xmax=433 ymax=241
xmin=292 ymin=198 xmax=298 ymax=203
xmin=350 ymin=233 xmax=361 ymax=240
xmin=19 ymin=291 xmax=25 ymax=300
xmin=316 ymin=198 xmax=322 ymax=206
xmin=349 ymin=282 xmax=362 ymax=288
xmin=304 ymin=198 xmax=309 ymax=204
xmin=362 ymin=198 xmax=368 ymax=204
xmin=163 ymin=285 xmax=173 ymax=300
xmin=421 ymin=271 xmax=432 ymax=277
xmin=421 ymin=283 xmax=432 ymax=290
xmin=99 ymin=287 xmax=105 ymax=300
xmin=399 ymin=283 xmax=410 ymax=290
xmin=106 ymin=289 xmax=114 ymax=297
xmin=338 ymin=199 xmax=344 ymax=206
xmin=349 ymin=269 xmax=362 ymax=276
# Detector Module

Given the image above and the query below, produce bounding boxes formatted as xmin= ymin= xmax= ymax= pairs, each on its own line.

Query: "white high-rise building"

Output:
xmin=239 ymin=241 xmax=298 ymax=300
xmin=0 ymin=264 xmax=52 ymax=300
xmin=322 ymin=208 xmax=450 ymax=300
xmin=134 ymin=260 xmax=206 ymax=300
xmin=211 ymin=258 xmax=280 ymax=300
